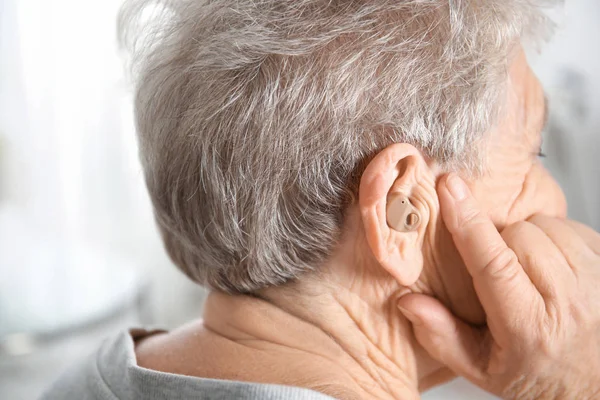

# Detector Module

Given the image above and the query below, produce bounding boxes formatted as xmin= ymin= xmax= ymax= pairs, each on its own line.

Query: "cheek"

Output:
xmin=504 ymin=163 xmax=568 ymax=225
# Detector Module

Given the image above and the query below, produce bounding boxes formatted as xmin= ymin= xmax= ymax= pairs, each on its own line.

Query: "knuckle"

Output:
xmin=481 ymin=247 xmax=521 ymax=281
xmin=518 ymin=250 xmax=544 ymax=273
xmin=500 ymin=221 xmax=530 ymax=244
xmin=456 ymin=205 xmax=485 ymax=230
xmin=526 ymin=213 xmax=552 ymax=227
xmin=569 ymin=295 xmax=595 ymax=328
xmin=459 ymin=207 xmax=481 ymax=225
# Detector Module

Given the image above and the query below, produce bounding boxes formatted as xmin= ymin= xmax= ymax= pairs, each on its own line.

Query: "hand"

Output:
xmin=397 ymin=173 xmax=600 ymax=400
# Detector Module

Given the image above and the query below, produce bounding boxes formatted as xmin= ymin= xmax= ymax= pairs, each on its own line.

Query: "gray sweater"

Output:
xmin=40 ymin=328 xmax=337 ymax=400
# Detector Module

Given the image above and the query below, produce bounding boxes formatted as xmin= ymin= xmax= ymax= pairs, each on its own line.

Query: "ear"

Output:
xmin=358 ymin=143 xmax=429 ymax=286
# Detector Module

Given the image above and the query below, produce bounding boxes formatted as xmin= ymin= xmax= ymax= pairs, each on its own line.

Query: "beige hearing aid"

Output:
xmin=386 ymin=194 xmax=421 ymax=232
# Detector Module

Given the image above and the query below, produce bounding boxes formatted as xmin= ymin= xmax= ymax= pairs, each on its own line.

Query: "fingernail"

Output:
xmin=398 ymin=305 xmax=421 ymax=324
xmin=446 ymin=173 xmax=469 ymax=201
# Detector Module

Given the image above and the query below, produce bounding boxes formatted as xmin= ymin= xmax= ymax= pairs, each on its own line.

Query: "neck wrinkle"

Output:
xmin=203 ymin=289 xmax=421 ymax=400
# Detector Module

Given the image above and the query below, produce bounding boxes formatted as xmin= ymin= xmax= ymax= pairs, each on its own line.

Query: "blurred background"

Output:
xmin=0 ymin=0 xmax=598 ymax=399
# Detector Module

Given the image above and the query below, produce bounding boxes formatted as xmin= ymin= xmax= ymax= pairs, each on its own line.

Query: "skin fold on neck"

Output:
xmin=135 ymin=279 xmax=452 ymax=399
xmin=136 ymin=203 xmax=455 ymax=400
xmin=200 ymin=288 xmax=446 ymax=400
xmin=138 ymin=239 xmax=454 ymax=399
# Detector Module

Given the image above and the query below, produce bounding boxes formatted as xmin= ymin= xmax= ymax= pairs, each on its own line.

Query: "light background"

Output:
xmin=0 ymin=0 xmax=598 ymax=399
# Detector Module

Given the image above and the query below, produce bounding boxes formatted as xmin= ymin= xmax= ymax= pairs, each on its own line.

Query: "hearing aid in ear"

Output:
xmin=386 ymin=195 xmax=421 ymax=232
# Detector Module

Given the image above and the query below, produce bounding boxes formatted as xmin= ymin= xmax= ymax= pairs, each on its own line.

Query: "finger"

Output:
xmin=562 ymin=219 xmax=600 ymax=255
xmin=438 ymin=174 xmax=541 ymax=328
xmin=501 ymin=221 xmax=572 ymax=300
xmin=528 ymin=215 xmax=598 ymax=272
xmin=397 ymin=293 xmax=488 ymax=386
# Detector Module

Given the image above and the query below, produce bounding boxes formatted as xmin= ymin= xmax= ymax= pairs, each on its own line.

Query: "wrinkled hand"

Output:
xmin=397 ymin=174 xmax=600 ymax=400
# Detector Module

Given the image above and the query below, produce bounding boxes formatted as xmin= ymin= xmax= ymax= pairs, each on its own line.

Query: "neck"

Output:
xmin=203 ymin=284 xmax=451 ymax=399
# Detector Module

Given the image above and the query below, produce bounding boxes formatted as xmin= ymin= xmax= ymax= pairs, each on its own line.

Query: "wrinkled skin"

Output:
xmin=134 ymin=50 xmax=574 ymax=400
xmin=399 ymin=174 xmax=600 ymax=400
xmin=418 ymin=49 xmax=567 ymax=325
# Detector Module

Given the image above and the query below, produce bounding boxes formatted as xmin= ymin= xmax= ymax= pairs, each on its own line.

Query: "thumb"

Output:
xmin=397 ymin=293 xmax=489 ymax=385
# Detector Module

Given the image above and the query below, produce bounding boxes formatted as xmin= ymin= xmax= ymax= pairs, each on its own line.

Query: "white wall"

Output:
xmin=529 ymin=0 xmax=600 ymax=230
xmin=0 ymin=0 xmax=205 ymax=344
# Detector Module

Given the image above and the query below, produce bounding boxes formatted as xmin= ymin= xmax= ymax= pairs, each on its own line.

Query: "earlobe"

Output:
xmin=359 ymin=143 xmax=427 ymax=286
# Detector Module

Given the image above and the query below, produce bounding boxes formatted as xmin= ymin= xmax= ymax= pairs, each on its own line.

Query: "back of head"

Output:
xmin=118 ymin=0 xmax=557 ymax=293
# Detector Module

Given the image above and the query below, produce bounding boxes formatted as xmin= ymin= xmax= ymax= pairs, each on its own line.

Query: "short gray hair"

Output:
xmin=118 ymin=0 xmax=557 ymax=293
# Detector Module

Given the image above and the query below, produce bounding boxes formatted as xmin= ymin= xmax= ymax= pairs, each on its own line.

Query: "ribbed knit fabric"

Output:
xmin=40 ymin=328 xmax=337 ymax=400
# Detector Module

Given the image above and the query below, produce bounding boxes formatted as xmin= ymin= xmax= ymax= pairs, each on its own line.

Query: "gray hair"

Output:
xmin=118 ymin=0 xmax=558 ymax=293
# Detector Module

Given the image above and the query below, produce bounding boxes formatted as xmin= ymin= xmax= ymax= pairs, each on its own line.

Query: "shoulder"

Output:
xmin=39 ymin=328 xmax=166 ymax=400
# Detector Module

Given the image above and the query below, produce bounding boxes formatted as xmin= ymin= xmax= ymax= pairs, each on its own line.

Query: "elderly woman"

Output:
xmin=42 ymin=0 xmax=600 ymax=399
